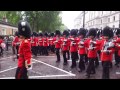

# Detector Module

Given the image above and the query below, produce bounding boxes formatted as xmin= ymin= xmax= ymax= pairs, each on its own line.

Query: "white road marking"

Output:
xmin=0 ymin=56 xmax=15 ymax=60
xmin=116 ymin=72 xmax=120 ymax=74
xmin=0 ymin=74 xmax=74 ymax=79
xmin=36 ymin=56 xmax=56 ymax=58
xmin=0 ymin=62 xmax=36 ymax=73
xmin=32 ymin=58 xmax=76 ymax=76
xmin=67 ymin=60 xmax=115 ymax=62
xmin=0 ymin=67 xmax=17 ymax=73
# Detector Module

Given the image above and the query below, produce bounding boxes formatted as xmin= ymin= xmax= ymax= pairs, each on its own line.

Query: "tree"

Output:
xmin=24 ymin=11 xmax=63 ymax=33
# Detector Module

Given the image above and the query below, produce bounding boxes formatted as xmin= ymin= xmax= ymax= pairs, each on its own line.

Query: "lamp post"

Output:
xmin=119 ymin=13 xmax=120 ymax=28
xmin=83 ymin=11 xmax=85 ymax=28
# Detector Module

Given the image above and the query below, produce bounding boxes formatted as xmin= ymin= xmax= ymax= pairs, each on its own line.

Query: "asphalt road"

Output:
xmin=0 ymin=47 xmax=120 ymax=79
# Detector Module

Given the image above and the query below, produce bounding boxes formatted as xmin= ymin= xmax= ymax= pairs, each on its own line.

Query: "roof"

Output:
xmin=0 ymin=20 xmax=17 ymax=28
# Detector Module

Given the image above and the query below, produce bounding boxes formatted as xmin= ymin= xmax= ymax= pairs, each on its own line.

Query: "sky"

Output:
xmin=61 ymin=11 xmax=81 ymax=29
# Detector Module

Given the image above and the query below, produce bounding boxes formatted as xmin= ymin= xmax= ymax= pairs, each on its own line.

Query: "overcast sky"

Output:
xmin=61 ymin=11 xmax=81 ymax=29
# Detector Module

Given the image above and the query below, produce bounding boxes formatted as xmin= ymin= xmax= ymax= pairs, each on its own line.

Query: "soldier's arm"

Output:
xmin=23 ymin=41 xmax=32 ymax=68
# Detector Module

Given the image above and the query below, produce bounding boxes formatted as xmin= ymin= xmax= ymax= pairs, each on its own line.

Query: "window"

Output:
xmin=101 ymin=19 xmax=102 ymax=24
xmin=113 ymin=16 xmax=115 ymax=21
xmin=108 ymin=18 xmax=110 ymax=22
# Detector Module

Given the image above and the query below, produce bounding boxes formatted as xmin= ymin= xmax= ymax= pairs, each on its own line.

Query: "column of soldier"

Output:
xmin=13 ymin=26 xmax=120 ymax=79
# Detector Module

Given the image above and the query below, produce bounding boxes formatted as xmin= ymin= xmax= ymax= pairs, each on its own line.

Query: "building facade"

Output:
xmin=0 ymin=20 xmax=18 ymax=36
xmin=74 ymin=11 xmax=120 ymax=29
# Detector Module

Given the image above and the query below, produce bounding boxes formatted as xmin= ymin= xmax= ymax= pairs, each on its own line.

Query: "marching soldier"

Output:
xmin=38 ymin=33 xmax=43 ymax=55
xmin=77 ymin=28 xmax=87 ymax=72
xmin=100 ymin=26 xmax=114 ymax=79
xmin=31 ymin=32 xmax=38 ymax=57
xmin=49 ymin=33 xmax=55 ymax=53
xmin=54 ymin=30 xmax=61 ymax=62
xmin=61 ymin=30 xmax=70 ymax=65
xmin=43 ymin=32 xmax=49 ymax=56
xmin=113 ymin=28 xmax=120 ymax=67
xmin=86 ymin=28 xmax=98 ymax=78
xmin=70 ymin=29 xmax=78 ymax=68
xmin=12 ymin=31 xmax=20 ymax=59
xmin=15 ymin=20 xmax=32 ymax=79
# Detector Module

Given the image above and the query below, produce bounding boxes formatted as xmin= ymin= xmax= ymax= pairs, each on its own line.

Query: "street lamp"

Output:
xmin=119 ymin=13 xmax=120 ymax=28
xmin=83 ymin=11 xmax=85 ymax=28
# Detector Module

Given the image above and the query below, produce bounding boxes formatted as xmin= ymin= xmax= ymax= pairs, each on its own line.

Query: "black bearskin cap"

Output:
xmin=18 ymin=20 xmax=31 ymax=38
xmin=50 ymin=33 xmax=54 ymax=37
xmin=102 ymin=26 xmax=113 ymax=38
xmin=116 ymin=28 xmax=120 ymax=35
xmin=32 ymin=32 xmax=37 ymax=36
xmin=15 ymin=31 xmax=19 ymax=36
xmin=55 ymin=30 xmax=61 ymax=36
xmin=78 ymin=28 xmax=86 ymax=37
xmin=88 ymin=28 xmax=97 ymax=37
xmin=63 ymin=30 xmax=69 ymax=37
xmin=70 ymin=29 xmax=77 ymax=36
xmin=44 ymin=32 xmax=48 ymax=37
xmin=39 ymin=33 xmax=43 ymax=36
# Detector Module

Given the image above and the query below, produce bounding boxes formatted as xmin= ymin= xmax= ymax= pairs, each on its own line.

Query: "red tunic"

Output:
xmin=43 ymin=37 xmax=49 ymax=47
xmin=12 ymin=36 xmax=19 ymax=47
xmin=38 ymin=37 xmax=43 ymax=46
xmin=18 ymin=39 xmax=32 ymax=68
xmin=54 ymin=37 xmax=62 ymax=49
xmin=61 ymin=38 xmax=70 ymax=51
xmin=70 ymin=37 xmax=78 ymax=52
xmin=31 ymin=37 xmax=38 ymax=46
xmin=100 ymin=39 xmax=114 ymax=62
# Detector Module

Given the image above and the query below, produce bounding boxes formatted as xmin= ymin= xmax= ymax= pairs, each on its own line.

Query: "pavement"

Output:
xmin=0 ymin=47 xmax=120 ymax=79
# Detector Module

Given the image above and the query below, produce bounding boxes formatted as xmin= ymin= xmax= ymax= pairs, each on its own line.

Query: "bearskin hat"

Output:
xmin=116 ymin=28 xmax=120 ymax=35
xmin=88 ymin=28 xmax=97 ymax=37
xmin=102 ymin=26 xmax=113 ymax=38
xmin=15 ymin=31 xmax=19 ymax=36
xmin=32 ymin=32 xmax=37 ymax=36
xmin=55 ymin=30 xmax=61 ymax=36
xmin=44 ymin=32 xmax=48 ymax=37
xmin=39 ymin=33 xmax=43 ymax=36
xmin=18 ymin=20 xmax=31 ymax=38
xmin=78 ymin=28 xmax=86 ymax=37
xmin=70 ymin=29 xmax=77 ymax=36
xmin=50 ymin=33 xmax=54 ymax=37
xmin=63 ymin=30 xmax=69 ymax=37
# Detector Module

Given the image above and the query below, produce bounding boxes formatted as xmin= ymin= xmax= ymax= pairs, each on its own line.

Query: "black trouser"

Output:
xmin=71 ymin=52 xmax=78 ymax=67
xmin=102 ymin=61 xmax=110 ymax=79
xmin=86 ymin=58 xmax=96 ymax=75
xmin=16 ymin=45 xmax=19 ymax=59
xmin=95 ymin=57 xmax=99 ymax=67
xmin=6 ymin=43 xmax=9 ymax=51
xmin=12 ymin=46 xmax=15 ymax=54
xmin=63 ymin=50 xmax=68 ymax=63
xmin=79 ymin=54 xmax=86 ymax=70
xmin=50 ymin=45 xmax=55 ymax=53
xmin=32 ymin=46 xmax=37 ymax=56
xmin=67 ymin=50 xmax=70 ymax=60
xmin=0 ymin=47 xmax=3 ymax=55
xmin=55 ymin=48 xmax=60 ymax=61
xmin=15 ymin=67 xmax=28 ymax=79
xmin=43 ymin=46 xmax=48 ymax=56
xmin=115 ymin=51 xmax=120 ymax=65
xmin=84 ymin=54 xmax=88 ymax=63
xmin=38 ymin=46 xmax=43 ymax=55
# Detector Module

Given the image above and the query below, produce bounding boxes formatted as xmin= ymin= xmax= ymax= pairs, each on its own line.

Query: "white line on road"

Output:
xmin=32 ymin=58 xmax=76 ymax=76
xmin=0 ymin=67 xmax=17 ymax=73
xmin=0 ymin=74 xmax=74 ymax=79
xmin=35 ymin=56 xmax=56 ymax=58
xmin=0 ymin=62 xmax=36 ymax=73
xmin=0 ymin=56 xmax=15 ymax=60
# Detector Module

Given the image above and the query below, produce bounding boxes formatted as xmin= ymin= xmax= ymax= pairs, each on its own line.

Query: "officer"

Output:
xmin=15 ymin=20 xmax=32 ymax=79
